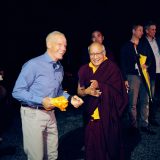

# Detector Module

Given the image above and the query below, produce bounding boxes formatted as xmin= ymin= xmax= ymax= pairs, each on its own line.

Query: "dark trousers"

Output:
xmin=149 ymin=73 xmax=160 ymax=121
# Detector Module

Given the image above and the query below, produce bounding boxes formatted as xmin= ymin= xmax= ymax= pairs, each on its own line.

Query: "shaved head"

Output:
xmin=89 ymin=42 xmax=105 ymax=54
xmin=88 ymin=42 xmax=106 ymax=68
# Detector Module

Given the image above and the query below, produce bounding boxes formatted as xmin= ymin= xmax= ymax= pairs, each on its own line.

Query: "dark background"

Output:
xmin=6 ymin=0 xmax=160 ymax=92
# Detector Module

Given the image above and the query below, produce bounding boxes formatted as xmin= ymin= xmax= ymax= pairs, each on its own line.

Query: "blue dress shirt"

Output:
xmin=12 ymin=52 xmax=70 ymax=106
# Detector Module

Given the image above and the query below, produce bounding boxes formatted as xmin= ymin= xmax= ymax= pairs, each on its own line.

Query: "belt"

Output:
xmin=21 ymin=104 xmax=45 ymax=110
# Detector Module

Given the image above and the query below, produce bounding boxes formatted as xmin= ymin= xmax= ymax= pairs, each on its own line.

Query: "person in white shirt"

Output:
xmin=141 ymin=21 xmax=160 ymax=127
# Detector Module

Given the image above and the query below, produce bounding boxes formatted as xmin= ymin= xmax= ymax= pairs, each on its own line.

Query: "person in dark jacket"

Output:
xmin=120 ymin=24 xmax=156 ymax=135
xmin=140 ymin=21 xmax=160 ymax=126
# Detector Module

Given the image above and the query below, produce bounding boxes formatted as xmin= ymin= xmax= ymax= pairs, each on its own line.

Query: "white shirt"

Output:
xmin=147 ymin=37 xmax=160 ymax=73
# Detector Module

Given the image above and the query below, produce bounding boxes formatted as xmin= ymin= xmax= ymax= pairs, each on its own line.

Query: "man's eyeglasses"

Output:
xmin=89 ymin=50 xmax=104 ymax=57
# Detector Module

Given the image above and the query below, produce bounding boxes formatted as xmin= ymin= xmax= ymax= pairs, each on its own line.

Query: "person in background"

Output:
xmin=12 ymin=31 xmax=83 ymax=160
xmin=120 ymin=24 xmax=156 ymax=135
xmin=91 ymin=31 xmax=115 ymax=61
xmin=140 ymin=21 xmax=160 ymax=126
xmin=0 ymin=69 xmax=6 ymax=101
xmin=77 ymin=42 xmax=128 ymax=160
xmin=91 ymin=30 xmax=116 ymax=62
xmin=0 ymin=68 xmax=7 ymax=142
xmin=81 ymin=30 xmax=116 ymax=65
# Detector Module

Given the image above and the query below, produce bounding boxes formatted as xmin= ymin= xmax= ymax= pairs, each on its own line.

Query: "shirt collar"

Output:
xmin=43 ymin=52 xmax=61 ymax=69
xmin=146 ymin=36 xmax=156 ymax=42
xmin=89 ymin=56 xmax=107 ymax=73
xmin=44 ymin=52 xmax=58 ymax=64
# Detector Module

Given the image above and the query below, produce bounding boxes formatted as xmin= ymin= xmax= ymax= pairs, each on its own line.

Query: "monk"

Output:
xmin=77 ymin=42 xmax=128 ymax=160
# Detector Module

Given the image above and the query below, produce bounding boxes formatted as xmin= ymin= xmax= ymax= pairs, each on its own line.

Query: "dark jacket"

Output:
xmin=140 ymin=36 xmax=160 ymax=80
xmin=120 ymin=41 xmax=142 ymax=81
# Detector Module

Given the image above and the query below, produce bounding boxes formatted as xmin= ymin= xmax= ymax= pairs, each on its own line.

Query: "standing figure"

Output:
xmin=141 ymin=21 xmax=160 ymax=126
xmin=78 ymin=42 xmax=128 ymax=160
xmin=120 ymin=24 xmax=156 ymax=134
xmin=12 ymin=31 xmax=83 ymax=160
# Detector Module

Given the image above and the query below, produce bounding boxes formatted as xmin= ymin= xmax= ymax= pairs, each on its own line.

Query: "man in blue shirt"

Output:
xmin=12 ymin=31 xmax=83 ymax=160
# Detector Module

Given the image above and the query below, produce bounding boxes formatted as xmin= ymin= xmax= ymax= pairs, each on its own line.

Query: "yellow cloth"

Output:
xmin=50 ymin=96 xmax=68 ymax=111
xmin=139 ymin=54 xmax=151 ymax=98
xmin=89 ymin=56 xmax=108 ymax=119
xmin=91 ymin=107 xmax=100 ymax=119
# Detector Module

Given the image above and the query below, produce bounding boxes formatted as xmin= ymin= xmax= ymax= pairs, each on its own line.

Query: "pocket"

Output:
xmin=22 ymin=108 xmax=37 ymax=119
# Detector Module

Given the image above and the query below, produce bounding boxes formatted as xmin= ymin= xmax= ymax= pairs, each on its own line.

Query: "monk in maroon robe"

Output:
xmin=77 ymin=42 xmax=128 ymax=160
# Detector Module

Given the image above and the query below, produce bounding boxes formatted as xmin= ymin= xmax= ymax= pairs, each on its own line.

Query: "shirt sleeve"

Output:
xmin=12 ymin=61 xmax=43 ymax=105
xmin=57 ymin=84 xmax=70 ymax=99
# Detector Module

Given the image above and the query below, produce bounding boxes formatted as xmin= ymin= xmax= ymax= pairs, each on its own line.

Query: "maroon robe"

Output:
xmin=78 ymin=59 xmax=128 ymax=160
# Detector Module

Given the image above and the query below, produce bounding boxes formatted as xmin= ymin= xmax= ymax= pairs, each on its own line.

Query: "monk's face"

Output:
xmin=89 ymin=43 xmax=105 ymax=67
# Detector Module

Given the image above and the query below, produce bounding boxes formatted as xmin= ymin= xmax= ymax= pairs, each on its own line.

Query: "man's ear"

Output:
xmin=47 ymin=42 xmax=52 ymax=49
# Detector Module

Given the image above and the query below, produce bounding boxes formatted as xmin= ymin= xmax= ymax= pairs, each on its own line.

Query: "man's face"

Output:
xmin=92 ymin=31 xmax=104 ymax=44
xmin=133 ymin=26 xmax=143 ymax=39
xmin=146 ymin=25 xmax=156 ymax=38
xmin=89 ymin=43 xmax=105 ymax=67
xmin=49 ymin=35 xmax=67 ymax=61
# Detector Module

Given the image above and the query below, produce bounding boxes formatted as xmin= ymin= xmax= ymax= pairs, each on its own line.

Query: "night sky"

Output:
xmin=6 ymin=0 xmax=160 ymax=90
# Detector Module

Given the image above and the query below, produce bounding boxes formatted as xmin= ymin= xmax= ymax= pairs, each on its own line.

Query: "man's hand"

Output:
xmin=71 ymin=95 xmax=84 ymax=108
xmin=50 ymin=96 xmax=68 ymax=111
xmin=141 ymin=64 xmax=148 ymax=70
xmin=42 ymin=97 xmax=54 ymax=110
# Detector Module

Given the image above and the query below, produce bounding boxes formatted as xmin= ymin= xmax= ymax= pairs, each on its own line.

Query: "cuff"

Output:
xmin=67 ymin=95 xmax=73 ymax=104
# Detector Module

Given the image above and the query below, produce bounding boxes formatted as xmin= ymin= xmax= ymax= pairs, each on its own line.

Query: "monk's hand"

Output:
xmin=42 ymin=97 xmax=54 ymax=111
xmin=90 ymin=80 xmax=99 ymax=89
xmin=85 ymin=87 xmax=101 ymax=97
xmin=90 ymin=89 xmax=102 ymax=97
xmin=71 ymin=95 xmax=84 ymax=108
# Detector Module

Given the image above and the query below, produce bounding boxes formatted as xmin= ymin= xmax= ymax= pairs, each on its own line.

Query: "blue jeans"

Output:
xmin=127 ymin=75 xmax=149 ymax=128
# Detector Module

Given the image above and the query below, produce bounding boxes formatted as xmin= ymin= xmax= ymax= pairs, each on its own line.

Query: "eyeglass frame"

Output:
xmin=89 ymin=50 xmax=105 ymax=57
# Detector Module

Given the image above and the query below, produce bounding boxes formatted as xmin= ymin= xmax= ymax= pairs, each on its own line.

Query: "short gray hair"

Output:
xmin=46 ymin=31 xmax=65 ymax=44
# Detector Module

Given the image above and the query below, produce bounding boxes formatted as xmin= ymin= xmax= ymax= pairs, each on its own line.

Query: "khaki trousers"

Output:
xmin=20 ymin=107 xmax=58 ymax=160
